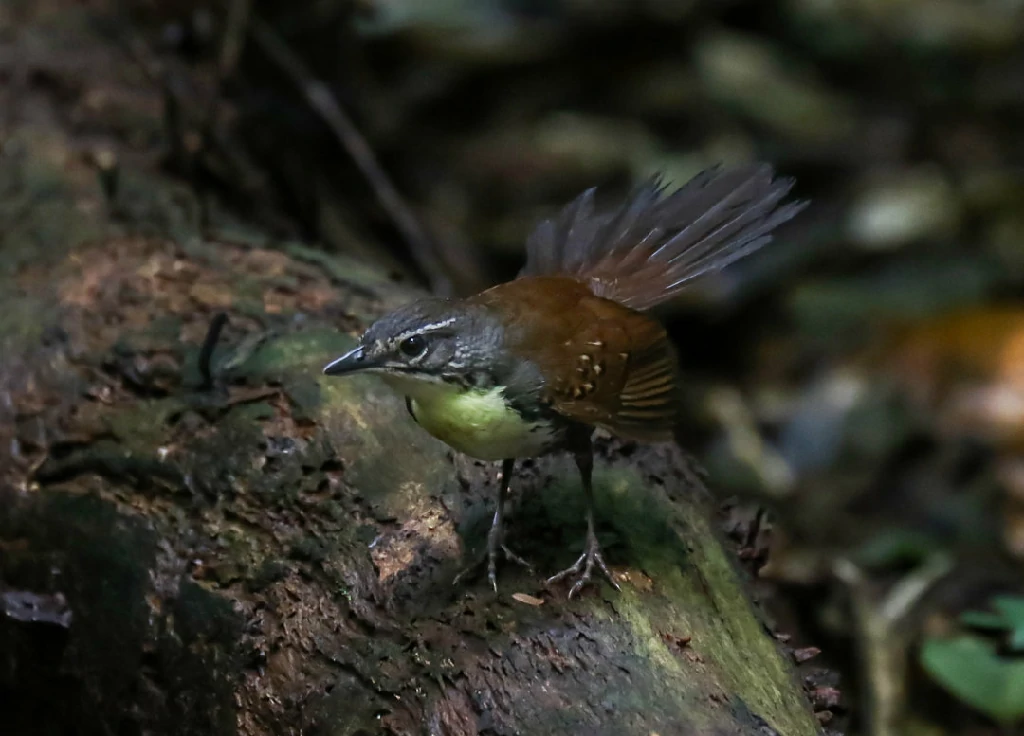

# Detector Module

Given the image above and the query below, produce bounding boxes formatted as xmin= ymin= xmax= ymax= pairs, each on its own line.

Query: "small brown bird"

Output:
xmin=323 ymin=164 xmax=807 ymax=597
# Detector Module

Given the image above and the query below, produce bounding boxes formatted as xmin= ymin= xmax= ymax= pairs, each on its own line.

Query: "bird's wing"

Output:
xmin=543 ymin=295 xmax=679 ymax=441
xmin=485 ymin=280 xmax=680 ymax=442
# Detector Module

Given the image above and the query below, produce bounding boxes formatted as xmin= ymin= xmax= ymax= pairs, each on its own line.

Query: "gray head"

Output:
xmin=322 ymin=298 xmax=503 ymax=388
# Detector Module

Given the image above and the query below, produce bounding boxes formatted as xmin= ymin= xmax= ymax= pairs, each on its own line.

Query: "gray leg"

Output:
xmin=546 ymin=438 xmax=621 ymax=598
xmin=454 ymin=458 xmax=531 ymax=592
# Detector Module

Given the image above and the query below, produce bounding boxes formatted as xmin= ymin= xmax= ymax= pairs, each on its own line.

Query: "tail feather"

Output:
xmin=518 ymin=163 xmax=808 ymax=311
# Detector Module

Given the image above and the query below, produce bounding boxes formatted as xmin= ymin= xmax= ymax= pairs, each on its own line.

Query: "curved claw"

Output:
xmin=454 ymin=544 xmax=533 ymax=592
xmin=546 ymin=535 xmax=620 ymax=598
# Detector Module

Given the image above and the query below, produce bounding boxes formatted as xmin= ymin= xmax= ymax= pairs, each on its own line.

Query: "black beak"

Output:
xmin=323 ymin=346 xmax=372 ymax=376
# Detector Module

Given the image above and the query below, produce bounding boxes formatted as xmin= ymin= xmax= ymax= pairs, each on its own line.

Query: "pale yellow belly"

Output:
xmin=379 ymin=374 xmax=557 ymax=460
xmin=409 ymin=396 xmax=555 ymax=461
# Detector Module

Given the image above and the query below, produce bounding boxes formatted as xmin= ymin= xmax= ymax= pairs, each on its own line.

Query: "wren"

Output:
xmin=323 ymin=164 xmax=807 ymax=598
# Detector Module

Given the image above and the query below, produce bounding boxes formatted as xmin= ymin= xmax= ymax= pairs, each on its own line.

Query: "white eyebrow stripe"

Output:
xmin=394 ymin=317 xmax=456 ymax=342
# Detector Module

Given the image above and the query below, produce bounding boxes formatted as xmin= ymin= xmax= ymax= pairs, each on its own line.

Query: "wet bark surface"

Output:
xmin=0 ymin=4 xmax=820 ymax=735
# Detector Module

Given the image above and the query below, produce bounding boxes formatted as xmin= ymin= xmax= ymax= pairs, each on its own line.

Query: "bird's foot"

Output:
xmin=546 ymin=531 xmax=620 ymax=599
xmin=453 ymin=529 xmax=532 ymax=592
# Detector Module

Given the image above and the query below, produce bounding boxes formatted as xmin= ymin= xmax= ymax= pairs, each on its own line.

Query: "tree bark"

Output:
xmin=0 ymin=4 xmax=820 ymax=735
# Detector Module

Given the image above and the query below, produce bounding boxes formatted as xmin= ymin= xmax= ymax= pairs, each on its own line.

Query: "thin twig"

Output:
xmin=199 ymin=312 xmax=230 ymax=389
xmin=106 ymin=19 xmax=290 ymax=234
xmin=110 ymin=25 xmax=193 ymax=172
xmin=249 ymin=17 xmax=453 ymax=296
xmin=834 ymin=555 xmax=954 ymax=736
xmin=202 ymin=0 xmax=252 ymax=130
xmin=219 ymin=0 xmax=252 ymax=77
xmin=834 ymin=558 xmax=905 ymax=736
xmin=0 ymin=49 xmax=27 ymax=147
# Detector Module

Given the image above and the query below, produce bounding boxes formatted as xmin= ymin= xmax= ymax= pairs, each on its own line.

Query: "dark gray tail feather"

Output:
xmin=518 ymin=163 xmax=808 ymax=311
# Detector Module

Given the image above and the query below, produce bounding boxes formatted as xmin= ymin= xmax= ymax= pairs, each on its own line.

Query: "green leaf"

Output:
xmin=920 ymin=635 xmax=1024 ymax=725
xmin=959 ymin=610 xmax=1010 ymax=630
xmin=852 ymin=530 xmax=940 ymax=568
xmin=958 ymin=595 xmax=1024 ymax=651
xmin=993 ymin=596 xmax=1024 ymax=652
xmin=1012 ymin=628 xmax=1024 ymax=654
xmin=994 ymin=596 xmax=1024 ymax=626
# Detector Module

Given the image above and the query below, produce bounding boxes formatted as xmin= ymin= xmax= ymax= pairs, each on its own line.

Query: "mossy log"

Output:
xmin=0 ymin=4 xmax=820 ymax=735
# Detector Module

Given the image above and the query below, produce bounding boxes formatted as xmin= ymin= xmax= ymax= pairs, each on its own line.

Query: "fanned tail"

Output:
xmin=518 ymin=163 xmax=808 ymax=311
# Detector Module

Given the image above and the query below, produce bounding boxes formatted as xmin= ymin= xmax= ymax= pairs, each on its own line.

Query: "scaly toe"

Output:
xmin=454 ymin=544 xmax=532 ymax=591
xmin=502 ymin=545 xmax=533 ymax=571
xmin=591 ymin=549 xmax=620 ymax=591
xmin=487 ymin=552 xmax=499 ymax=592
xmin=545 ymin=551 xmax=587 ymax=587
xmin=548 ymin=546 xmax=620 ymax=598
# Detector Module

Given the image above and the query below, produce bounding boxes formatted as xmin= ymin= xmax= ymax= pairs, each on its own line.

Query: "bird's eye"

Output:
xmin=398 ymin=334 xmax=427 ymax=358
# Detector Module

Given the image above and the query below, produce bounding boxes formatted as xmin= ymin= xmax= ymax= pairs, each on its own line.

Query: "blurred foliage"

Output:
xmin=921 ymin=635 xmax=1024 ymax=726
xmin=960 ymin=595 xmax=1024 ymax=651
xmin=919 ymin=595 xmax=1024 ymax=726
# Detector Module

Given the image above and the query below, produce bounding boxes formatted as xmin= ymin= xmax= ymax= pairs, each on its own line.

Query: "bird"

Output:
xmin=322 ymin=163 xmax=808 ymax=598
